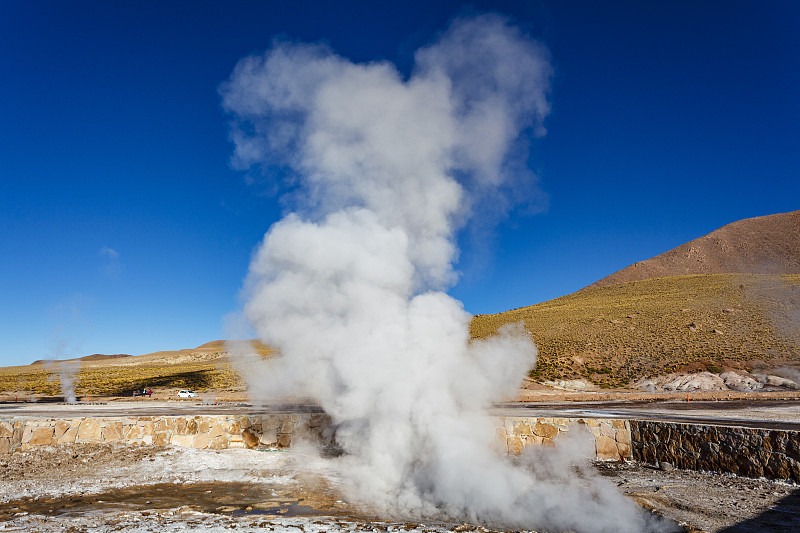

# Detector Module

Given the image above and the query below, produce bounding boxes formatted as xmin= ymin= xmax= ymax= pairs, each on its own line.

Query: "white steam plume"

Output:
xmin=45 ymin=359 xmax=80 ymax=404
xmin=46 ymin=330 xmax=81 ymax=404
xmin=57 ymin=360 xmax=80 ymax=404
xmin=222 ymin=14 xmax=669 ymax=532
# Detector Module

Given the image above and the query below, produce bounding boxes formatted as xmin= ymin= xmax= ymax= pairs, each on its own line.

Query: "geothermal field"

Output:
xmin=3 ymin=5 xmax=799 ymax=533
xmin=2 ymin=399 xmax=800 ymax=532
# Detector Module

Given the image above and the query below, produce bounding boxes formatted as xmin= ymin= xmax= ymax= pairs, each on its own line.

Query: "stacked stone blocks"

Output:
xmin=631 ymin=420 xmax=800 ymax=482
xmin=13 ymin=414 xmax=798 ymax=484
xmin=498 ymin=417 xmax=632 ymax=460
xmin=0 ymin=413 xmax=331 ymax=454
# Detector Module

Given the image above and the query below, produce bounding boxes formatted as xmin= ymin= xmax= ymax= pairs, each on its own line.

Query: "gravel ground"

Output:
xmin=598 ymin=461 xmax=800 ymax=532
xmin=0 ymin=444 xmax=306 ymax=506
xmin=1 ymin=444 xmax=798 ymax=532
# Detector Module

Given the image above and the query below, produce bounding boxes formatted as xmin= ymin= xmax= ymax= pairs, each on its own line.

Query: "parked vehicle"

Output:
xmin=177 ymin=389 xmax=199 ymax=398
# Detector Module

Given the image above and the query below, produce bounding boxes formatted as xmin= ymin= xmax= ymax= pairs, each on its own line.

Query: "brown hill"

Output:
xmin=585 ymin=210 xmax=800 ymax=290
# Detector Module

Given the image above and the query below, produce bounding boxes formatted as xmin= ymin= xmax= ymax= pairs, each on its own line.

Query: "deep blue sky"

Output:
xmin=1 ymin=1 xmax=798 ymax=366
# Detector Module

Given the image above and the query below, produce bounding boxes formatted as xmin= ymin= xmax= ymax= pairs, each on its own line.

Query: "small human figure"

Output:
xmin=147 ymin=389 xmax=152 ymax=397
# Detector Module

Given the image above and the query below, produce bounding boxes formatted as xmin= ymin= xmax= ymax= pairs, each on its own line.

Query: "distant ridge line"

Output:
xmin=31 ymin=353 xmax=132 ymax=365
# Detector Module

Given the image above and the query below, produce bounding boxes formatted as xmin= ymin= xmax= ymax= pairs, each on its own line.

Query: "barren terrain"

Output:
xmin=0 ymin=442 xmax=798 ymax=532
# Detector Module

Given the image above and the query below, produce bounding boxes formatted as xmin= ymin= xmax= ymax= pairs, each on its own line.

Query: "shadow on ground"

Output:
xmin=111 ymin=370 xmax=215 ymax=397
xmin=720 ymin=488 xmax=800 ymax=532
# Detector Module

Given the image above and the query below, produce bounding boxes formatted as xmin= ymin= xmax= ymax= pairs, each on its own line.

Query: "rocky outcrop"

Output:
xmin=638 ymin=371 xmax=800 ymax=393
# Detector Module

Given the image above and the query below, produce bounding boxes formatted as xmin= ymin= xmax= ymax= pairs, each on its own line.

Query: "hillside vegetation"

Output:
xmin=0 ymin=340 xmax=272 ymax=396
xmin=471 ymin=273 xmax=800 ymax=388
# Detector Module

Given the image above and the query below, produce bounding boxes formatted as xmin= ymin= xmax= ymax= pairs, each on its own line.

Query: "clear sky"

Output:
xmin=1 ymin=1 xmax=798 ymax=366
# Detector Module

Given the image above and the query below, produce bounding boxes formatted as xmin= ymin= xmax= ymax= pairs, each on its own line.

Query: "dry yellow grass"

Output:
xmin=0 ymin=359 xmax=245 ymax=397
xmin=471 ymin=273 xmax=800 ymax=388
xmin=0 ymin=340 xmax=273 ymax=396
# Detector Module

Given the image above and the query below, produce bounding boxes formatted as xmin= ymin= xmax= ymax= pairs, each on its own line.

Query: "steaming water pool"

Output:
xmin=0 ymin=437 xmax=689 ymax=532
xmin=0 ymin=481 xmax=331 ymax=520
xmin=0 ymin=480 xmax=539 ymax=533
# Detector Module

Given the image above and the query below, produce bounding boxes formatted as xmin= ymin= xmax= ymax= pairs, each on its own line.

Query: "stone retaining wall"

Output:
xmin=497 ymin=417 xmax=632 ymax=460
xmin=631 ymin=420 xmax=800 ymax=482
xmin=0 ymin=414 xmax=331 ymax=454
xmin=7 ymin=413 xmax=799 ymax=486
xmin=1 ymin=414 xmax=630 ymax=461
xmin=7 ymin=415 xmax=797 ymax=483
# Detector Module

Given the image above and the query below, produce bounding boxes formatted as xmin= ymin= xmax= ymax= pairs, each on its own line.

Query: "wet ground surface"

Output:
xmin=0 ymin=444 xmax=390 ymax=532
xmin=3 ymin=462 xmax=799 ymax=532
xmin=598 ymin=461 xmax=800 ymax=532
xmin=0 ymin=481 xmax=336 ymax=521
xmin=2 ymin=443 xmax=799 ymax=532
xmin=0 ymin=479 xmax=680 ymax=533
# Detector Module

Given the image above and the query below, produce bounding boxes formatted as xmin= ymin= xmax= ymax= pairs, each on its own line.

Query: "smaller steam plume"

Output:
xmin=57 ymin=360 xmax=81 ymax=404
xmin=746 ymin=275 xmax=800 ymax=346
xmin=774 ymin=367 xmax=800 ymax=389
xmin=45 ymin=360 xmax=81 ymax=404
xmin=223 ymin=14 xmax=673 ymax=533
xmin=46 ymin=330 xmax=81 ymax=404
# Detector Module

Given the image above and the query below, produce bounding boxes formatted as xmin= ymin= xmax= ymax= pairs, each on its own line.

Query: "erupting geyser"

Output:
xmin=222 ymin=14 xmax=673 ymax=533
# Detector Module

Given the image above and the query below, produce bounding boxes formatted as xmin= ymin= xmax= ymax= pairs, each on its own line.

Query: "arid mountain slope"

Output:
xmin=585 ymin=210 xmax=800 ymax=290
xmin=471 ymin=274 xmax=800 ymax=388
